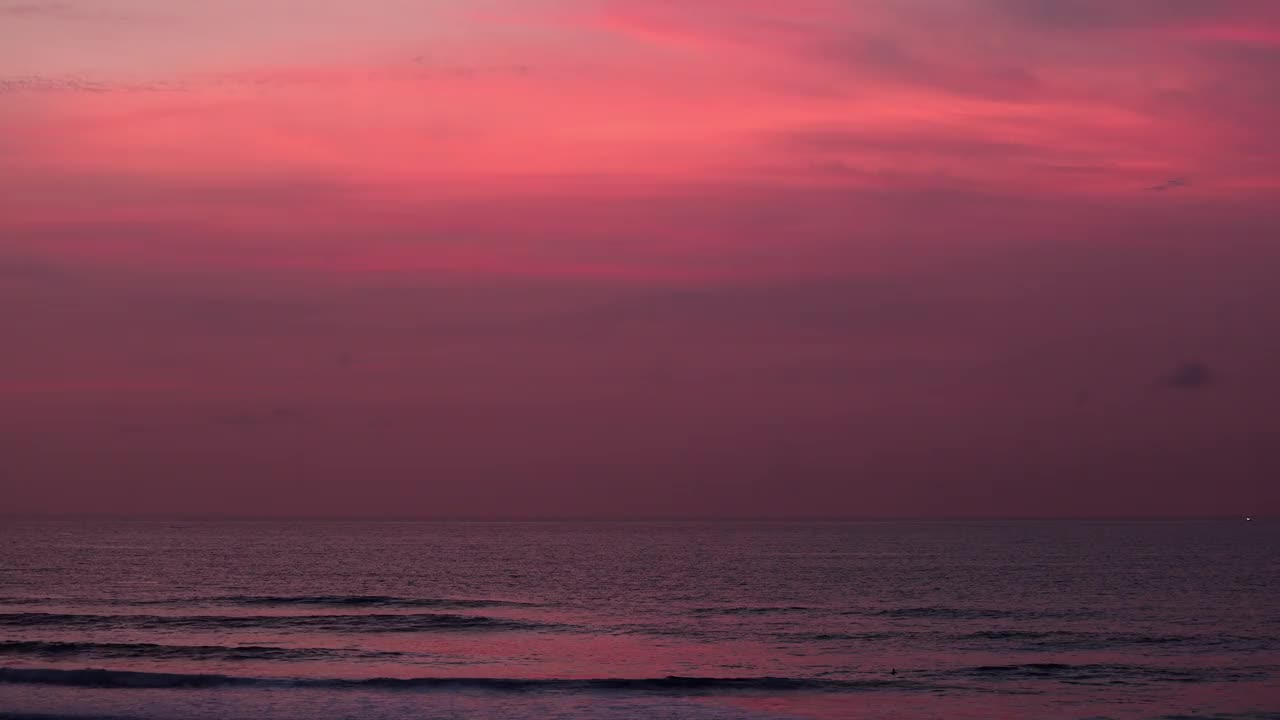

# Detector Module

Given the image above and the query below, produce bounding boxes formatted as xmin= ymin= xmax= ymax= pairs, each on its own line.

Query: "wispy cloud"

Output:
xmin=211 ymin=407 xmax=308 ymax=428
xmin=1 ymin=61 xmax=537 ymax=96
xmin=0 ymin=0 xmax=154 ymax=22
xmin=990 ymin=0 xmax=1280 ymax=33
xmin=0 ymin=1 xmax=71 ymax=16
xmin=0 ymin=75 xmax=186 ymax=94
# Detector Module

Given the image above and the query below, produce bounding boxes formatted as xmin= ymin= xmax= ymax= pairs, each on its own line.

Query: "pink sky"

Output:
xmin=2 ymin=0 xmax=1278 ymax=518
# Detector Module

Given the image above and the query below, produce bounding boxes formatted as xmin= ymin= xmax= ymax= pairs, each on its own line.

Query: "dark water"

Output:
xmin=0 ymin=520 xmax=1276 ymax=720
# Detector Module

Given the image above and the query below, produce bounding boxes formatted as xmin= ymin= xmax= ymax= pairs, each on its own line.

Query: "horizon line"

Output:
xmin=0 ymin=514 xmax=1264 ymax=523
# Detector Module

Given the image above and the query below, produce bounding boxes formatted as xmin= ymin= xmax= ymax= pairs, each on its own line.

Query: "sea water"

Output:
xmin=0 ymin=520 xmax=1276 ymax=719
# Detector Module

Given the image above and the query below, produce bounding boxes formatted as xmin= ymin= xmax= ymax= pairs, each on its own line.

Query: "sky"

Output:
xmin=2 ymin=0 xmax=1278 ymax=519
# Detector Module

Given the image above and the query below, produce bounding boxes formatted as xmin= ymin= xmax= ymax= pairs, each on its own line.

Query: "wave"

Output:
xmin=784 ymin=631 xmax=904 ymax=642
xmin=690 ymin=606 xmax=812 ymax=616
xmin=0 ymin=667 xmax=907 ymax=693
xmin=1161 ymin=715 xmax=1280 ymax=720
xmin=0 ymin=595 xmax=535 ymax=610
xmin=868 ymin=607 xmax=1088 ymax=621
xmin=958 ymin=630 xmax=1276 ymax=652
xmin=0 ymin=612 xmax=556 ymax=633
xmin=203 ymin=595 xmax=535 ymax=609
xmin=6 ymin=711 xmax=1280 ymax=720
xmin=0 ymin=707 xmax=140 ymax=712
xmin=0 ymin=640 xmax=403 ymax=662
xmin=946 ymin=663 xmax=1270 ymax=684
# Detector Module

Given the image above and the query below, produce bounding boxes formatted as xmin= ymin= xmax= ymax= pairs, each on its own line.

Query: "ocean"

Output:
xmin=0 ymin=520 xmax=1276 ymax=720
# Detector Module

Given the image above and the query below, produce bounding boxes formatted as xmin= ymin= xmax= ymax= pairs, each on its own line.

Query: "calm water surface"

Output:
xmin=0 ymin=520 xmax=1276 ymax=719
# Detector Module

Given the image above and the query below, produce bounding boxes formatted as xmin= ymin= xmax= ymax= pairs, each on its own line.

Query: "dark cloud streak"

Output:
xmin=1165 ymin=362 xmax=1214 ymax=390
xmin=1148 ymin=177 xmax=1189 ymax=192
